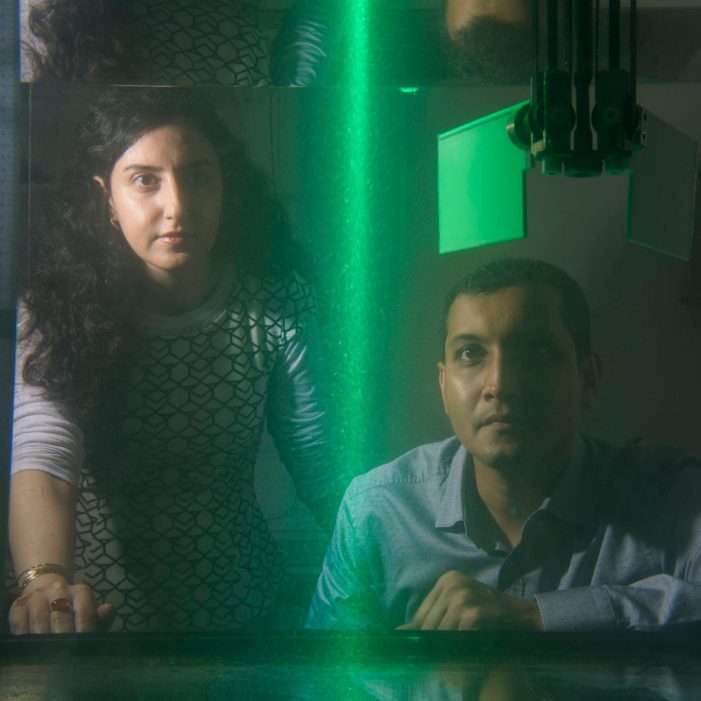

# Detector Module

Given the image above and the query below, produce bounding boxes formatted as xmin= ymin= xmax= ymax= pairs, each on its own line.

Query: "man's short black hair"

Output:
xmin=441 ymin=258 xmax=592 ymax=359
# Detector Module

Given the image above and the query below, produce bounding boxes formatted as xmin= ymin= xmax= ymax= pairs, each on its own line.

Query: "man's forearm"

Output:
xmin=536 ymin=577 xmax=701 ymax=631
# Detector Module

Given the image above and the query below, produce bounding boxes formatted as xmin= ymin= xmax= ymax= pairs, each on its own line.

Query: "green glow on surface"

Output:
xmin=437 ymin=102 xmax=531 ymax=254
xmin=335 ymin=2 xmax=372 ymax=463
xmin=399 ymin=87 xmax=419 ymax=94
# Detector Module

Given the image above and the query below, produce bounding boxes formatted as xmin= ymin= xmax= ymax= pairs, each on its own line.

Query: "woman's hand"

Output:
xmin=8 ymin=471 xmax=116 ymax=634
xmin=9 ymin=574 xmax=115 ymax=634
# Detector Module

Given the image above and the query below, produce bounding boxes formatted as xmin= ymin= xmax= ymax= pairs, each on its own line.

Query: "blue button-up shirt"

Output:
xmin=306 ymin=435 xmax=701 ymax=630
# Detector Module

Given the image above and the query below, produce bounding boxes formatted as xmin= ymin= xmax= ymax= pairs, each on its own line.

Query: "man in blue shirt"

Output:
xmin=307 ymin=258 xmax=701 ymax=631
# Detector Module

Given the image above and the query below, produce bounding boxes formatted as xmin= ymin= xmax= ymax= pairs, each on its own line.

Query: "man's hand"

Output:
xmin=398 ymin=570 xmax=544 ymax=631
xmin=9 ymin=576 xmax=115 ymax=635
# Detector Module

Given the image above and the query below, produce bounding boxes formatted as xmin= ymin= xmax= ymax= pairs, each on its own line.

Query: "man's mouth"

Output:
xmin=480 ymin=414 xmax=523 ymax=430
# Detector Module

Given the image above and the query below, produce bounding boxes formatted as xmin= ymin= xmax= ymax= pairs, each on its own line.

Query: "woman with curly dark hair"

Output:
xmin=9 ymin=87 xmax=342 ymax=633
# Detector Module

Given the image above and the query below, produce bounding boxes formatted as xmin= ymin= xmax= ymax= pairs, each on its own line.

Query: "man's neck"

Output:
xmin=472 ymin=447 xmax=572 ymax=549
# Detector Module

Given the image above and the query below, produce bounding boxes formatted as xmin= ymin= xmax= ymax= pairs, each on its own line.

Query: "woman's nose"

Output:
xmin=161 ymin=177 xmax=186 ymax=221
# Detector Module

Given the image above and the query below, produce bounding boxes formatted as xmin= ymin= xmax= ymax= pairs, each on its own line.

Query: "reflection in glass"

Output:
xmin=437 ymin=102 xmax=530 ymax=254
xmin=627 ymin=112 xmax=699 ymax=261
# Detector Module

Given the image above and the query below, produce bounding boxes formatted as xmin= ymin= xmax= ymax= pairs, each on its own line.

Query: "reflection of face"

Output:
xmin=438 ymin=285 xmax=597 ymax=474
xmin=103 ymin=123 xmax=223 ymax=284
xmin=444 ymin=0 xmax=531 ymax=84
xmin=445 ymin=0 xmax=529 ymax=38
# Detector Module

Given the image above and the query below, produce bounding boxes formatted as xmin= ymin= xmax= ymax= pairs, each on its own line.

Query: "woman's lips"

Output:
xmin=157 ymin=232 xmax=189 ymax=245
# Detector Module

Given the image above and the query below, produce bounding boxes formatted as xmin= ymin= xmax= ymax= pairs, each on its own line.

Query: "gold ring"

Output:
xmin=49 ymin=597 xmax=72 ymax=613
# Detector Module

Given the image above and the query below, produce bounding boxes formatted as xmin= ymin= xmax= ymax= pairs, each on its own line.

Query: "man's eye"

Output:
xmin=523 ymin=341 xmax=557 ymax=359
xmin=456 ymin=345 xmax=485 ymax=362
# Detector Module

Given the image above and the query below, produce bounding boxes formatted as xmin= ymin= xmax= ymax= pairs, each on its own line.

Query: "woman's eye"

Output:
xmin=188 ymin=170 xmax=211 ymax=186
xmin=132 ymin=173 xmax=159 ymax=189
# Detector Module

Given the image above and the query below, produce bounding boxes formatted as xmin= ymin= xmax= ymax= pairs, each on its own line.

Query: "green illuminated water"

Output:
xmin=334 ymin=2 xmax=372 ymax=463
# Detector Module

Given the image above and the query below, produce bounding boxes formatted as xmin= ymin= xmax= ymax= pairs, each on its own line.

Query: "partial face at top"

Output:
xmin=99 ymin=123 xmax=223 ymax=284
xmin=445 ymin=0 xmax=529 ymax=38
xmin=438 ymin=284 xmax=600 ymax=474
xmin=444 ymin=0 xmax=531 ymax=84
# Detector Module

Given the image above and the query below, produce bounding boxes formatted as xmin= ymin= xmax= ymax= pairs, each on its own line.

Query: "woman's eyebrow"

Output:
xmin=121 ymin=159 xmax=216 ymax=172
xmin=121 ymin=163 xmax=162 ymax=172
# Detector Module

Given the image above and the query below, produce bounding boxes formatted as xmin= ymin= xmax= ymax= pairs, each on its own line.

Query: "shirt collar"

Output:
xmin=540 ymin=433 xmax=599 ymax=528
xmin=433 ymin=433 xmax=598 ymax=534
xmin=434 ymin=443 xmax=469 ymax=529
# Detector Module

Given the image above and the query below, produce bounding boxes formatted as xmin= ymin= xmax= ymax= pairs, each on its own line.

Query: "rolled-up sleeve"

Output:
xmin=537 ymin=463 xmax=701 ymax=631
xmin=11 ymin=317 xmax=84 ymax=486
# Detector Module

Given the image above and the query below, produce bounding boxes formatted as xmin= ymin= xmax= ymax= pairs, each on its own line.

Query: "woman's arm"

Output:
xmin=9 ymin=314 xmax=114 ymax=634
xmin=266 ymin=307 xmax=350 ymax=534
xmin=270 ymin=0 xmax=342 ymax=86
xmin=8 ymin=470 xmax=114 ymax=634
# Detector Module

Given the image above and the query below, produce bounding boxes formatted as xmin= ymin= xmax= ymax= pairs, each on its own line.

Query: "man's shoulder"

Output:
xmin=345 ymin=436 xmax=463 ymax=501
xmin=583 ymin=435 xmax=701 ymax=525
xmin=584 ymin=435 xmax=699 ymax=479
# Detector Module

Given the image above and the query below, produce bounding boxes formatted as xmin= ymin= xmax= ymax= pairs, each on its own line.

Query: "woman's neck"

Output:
xmin=143 ymin=261 xmax=219 ymax=316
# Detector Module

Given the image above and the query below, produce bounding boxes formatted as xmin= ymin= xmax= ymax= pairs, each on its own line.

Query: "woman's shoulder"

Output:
xmin=236 ymin=270 xmax=317 ymax=318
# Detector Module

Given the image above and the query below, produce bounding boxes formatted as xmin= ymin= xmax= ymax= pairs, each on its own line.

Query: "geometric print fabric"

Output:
xmin=74 ymin=274 xmax=315 ymax=630
xmin=127 ymin=0 xmax=269 ymax=86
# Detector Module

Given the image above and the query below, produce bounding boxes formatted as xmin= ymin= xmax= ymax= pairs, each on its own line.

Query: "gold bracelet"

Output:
xmin=16 ymin=563 xmax=71 ymax=593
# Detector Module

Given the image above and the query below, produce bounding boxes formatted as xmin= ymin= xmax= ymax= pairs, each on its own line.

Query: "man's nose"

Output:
xmin=481 ymin=350 xmax=522 ymax=401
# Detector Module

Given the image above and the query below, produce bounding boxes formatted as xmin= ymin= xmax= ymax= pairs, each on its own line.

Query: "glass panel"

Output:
xmin=437 ymin=102 xmax=532 ymax=254
xmin=627 ymin=111 xmax=699 ymax=261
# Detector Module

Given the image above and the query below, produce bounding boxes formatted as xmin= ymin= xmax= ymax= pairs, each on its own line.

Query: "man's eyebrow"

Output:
xmin=517 ymin=327 xmax=560 ymax=341
xmin=447 ymin=328 xmax=560 ymax=346
xmin=447 ymin=332 xmax=484 ymax=346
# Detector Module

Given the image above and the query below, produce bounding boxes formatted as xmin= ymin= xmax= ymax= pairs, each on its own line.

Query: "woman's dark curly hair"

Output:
xmin=22 ymin=86 xmax=298 ymax=418
xmin=25 ymin=0 xmax=138 ymax=81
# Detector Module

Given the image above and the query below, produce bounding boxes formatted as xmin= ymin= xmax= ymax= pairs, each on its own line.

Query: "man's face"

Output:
xmin=438 ymin=285 xmax=599 ymax=474
xmin=443 ymin=0 xmax=531 ymax=84
xmin=445 ymin=0 xmax=529 ymax=39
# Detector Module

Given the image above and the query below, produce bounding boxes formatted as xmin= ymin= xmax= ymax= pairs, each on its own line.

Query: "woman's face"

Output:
xmin=100 ymin=122 xmax=223 ymax=284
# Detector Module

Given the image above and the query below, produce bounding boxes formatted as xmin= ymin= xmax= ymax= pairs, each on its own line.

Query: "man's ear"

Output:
xmin=437 ymin=360 xmax=448 ymax=415
xmin=579 ymin=352 xmax=602 ymax=409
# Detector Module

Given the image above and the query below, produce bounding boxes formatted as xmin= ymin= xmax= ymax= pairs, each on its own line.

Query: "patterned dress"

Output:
xmin=13 ymin=272 xmax=335 ymax=630
xmin=21 ymin=0 xmax=269 ymax=85
xmin=127 ymin=0 xmax=269 ymax=86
